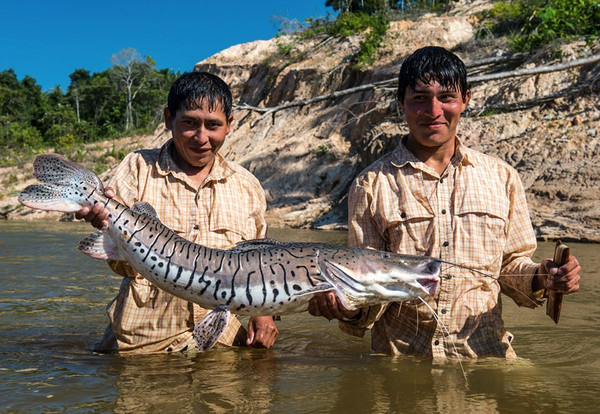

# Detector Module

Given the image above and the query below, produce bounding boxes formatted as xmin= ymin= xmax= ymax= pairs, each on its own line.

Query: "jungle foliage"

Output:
xmin=480 ymin=0 xmax=600 ymax=51
xmin=0 ymin=49 xmax=178 ymax=166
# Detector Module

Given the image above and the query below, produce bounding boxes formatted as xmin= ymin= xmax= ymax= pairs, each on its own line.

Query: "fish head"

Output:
xmin=359 ymin=251 xmax=441 ymax=301
xmin=320 ymin=249 xmax=441 ymax=308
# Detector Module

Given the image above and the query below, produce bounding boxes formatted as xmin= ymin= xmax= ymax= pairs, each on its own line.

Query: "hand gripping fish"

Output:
xmin=19 ymin=154 xmax=441 ymax=351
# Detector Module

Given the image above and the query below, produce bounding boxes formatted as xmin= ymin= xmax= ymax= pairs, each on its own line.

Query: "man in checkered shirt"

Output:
xmin=309 ymin=46 xmax=581 ymax=359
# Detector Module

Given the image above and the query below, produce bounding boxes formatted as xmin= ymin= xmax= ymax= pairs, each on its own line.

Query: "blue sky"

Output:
xmin=1 ymin=1 xmax=334 ymax=92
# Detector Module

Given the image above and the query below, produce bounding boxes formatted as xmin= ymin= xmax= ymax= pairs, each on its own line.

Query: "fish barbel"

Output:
xmin=19 ymin=154 xmax=441 ymax=350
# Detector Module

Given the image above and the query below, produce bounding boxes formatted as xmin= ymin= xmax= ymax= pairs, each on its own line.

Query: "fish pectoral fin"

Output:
xmin=317 ymin=259 xmax=365 ymax=310
xmin=78 ymin=230 xmax=123 ymax=261
xmin=192 ymin=307 xmax=231 ymax=352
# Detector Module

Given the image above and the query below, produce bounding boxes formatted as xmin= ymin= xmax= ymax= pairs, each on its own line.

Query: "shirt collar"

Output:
xmin=156 ymin=139 xmax=235 ymax=185
xmin=390 ymin=134 xmax=477 ymax=170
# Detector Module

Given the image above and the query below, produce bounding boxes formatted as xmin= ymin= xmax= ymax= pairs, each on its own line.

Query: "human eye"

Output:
xmin=409 ymin=94 xmax=426 ymax=102
xmin=439 ymin=89 xmax=460 ymax=102
xmin=180 ymin=118 xmax=197 ymax=128
xmin=207 ymin=120 xmax=223 ymax=129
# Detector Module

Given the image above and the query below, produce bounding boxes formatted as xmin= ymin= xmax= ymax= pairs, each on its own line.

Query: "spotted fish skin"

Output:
xmin=19 ymin=154 xmax=441 ymax=347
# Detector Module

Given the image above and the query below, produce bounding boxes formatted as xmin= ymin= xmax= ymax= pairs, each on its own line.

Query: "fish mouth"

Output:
xmin=417 ymin=276 xmax=440 ymax=296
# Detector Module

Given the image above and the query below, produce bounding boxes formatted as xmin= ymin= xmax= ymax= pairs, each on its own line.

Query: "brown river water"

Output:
xmin=1 ymin=221 xmax=599 ymax=413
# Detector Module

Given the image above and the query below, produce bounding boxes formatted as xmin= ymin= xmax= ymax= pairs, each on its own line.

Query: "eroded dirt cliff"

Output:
xmin=2 ymin=3 xmax=599 ymax=242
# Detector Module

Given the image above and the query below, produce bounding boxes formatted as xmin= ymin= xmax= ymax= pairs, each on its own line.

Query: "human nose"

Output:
xmin=193 ymin=124 xmax=209 ymax=143
xmin=423 ymin=97 xmax=443 ymax=117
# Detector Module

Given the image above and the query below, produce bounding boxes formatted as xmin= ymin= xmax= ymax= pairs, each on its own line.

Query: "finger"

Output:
xmin=325 ymin=292 xmax=346 ymax=320
xmin=75 ymin=206 xmax=90 ymax=220
xmin=321 ymin=291 xmax=344 ymax=320
xmin=246 ymin=324 xmax=256 ymax=346
xmin=308 ymin=297 xmax=321 ymax=317
xmin=315 ymin=292 xmax=336 ymax=320
xmin=104 ymin=187 xmax=115 ymax=199
xmin=563 ymin=273 xmax=581 ymax=293
xmin=557 ymin=257 xmax=580 ymax=276
xmin=249 ymin=328 xmax=266 ymax=348
xmin=543 ymin=258 xmax=559 ymax=276
xmin=91 ymin=210 xmax=110 ymax=229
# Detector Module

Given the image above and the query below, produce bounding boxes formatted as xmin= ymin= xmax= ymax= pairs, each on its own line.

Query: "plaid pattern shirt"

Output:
xmin=339 ymin=137 xmax=542 ymax=359
xmin=93 ymin=139 xmax=267 ymax=354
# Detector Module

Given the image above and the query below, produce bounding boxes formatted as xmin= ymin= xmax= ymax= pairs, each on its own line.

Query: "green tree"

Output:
xmin=110 ymin=48 xmax=155 ymax=131
xmin=326 ymin=0 xmax=395 ymax=15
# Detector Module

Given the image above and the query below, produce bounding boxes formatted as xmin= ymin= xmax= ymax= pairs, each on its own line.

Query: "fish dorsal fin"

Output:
xmin=132 ymin=202 xmax=159 ymax=218
xmin=230 ymin=238 xmax=286 ymax=252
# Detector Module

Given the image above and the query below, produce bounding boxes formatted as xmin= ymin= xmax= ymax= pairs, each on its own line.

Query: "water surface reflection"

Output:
xmin=0 ymin=221 xmax=598 ymax=413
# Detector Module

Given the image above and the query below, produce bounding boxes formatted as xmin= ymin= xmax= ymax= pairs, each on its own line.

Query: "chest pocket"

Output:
xmin=209 ymin=195 xmax=257 ymax=247
xmin=372 ymin=193 xmax=434 ymax=255
xmin=454 ymin=186 xmax=509 ymax=267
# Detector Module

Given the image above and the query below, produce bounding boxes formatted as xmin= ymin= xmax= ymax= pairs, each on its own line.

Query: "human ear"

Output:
xmin=164 ymin=108 xmax=173 ymax=130
xmin=461 ymin=89 xmax=471 ymax=112
xmin=226 ymin=114 xmax=233 ymax=135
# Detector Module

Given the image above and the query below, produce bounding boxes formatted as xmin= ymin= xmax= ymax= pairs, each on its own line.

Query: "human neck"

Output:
xmin=170 ymin=146 xmax=214 ymax=187
xmin=404 ymin=135 xmax=456 ymax=175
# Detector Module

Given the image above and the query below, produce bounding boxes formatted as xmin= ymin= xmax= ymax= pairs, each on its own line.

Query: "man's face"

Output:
xmin=399 ymin=79 xmax=470 ymax=149
xmin=164 ymin=101 xmax=232 ymax=173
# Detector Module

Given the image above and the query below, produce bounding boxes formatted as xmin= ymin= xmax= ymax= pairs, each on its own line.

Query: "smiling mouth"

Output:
xmin=189 ymin=147 xmax=210 ymax=154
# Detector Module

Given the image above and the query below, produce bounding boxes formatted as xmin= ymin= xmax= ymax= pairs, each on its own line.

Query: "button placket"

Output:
xmin=434 ymin=172 xmax=454 ymax=356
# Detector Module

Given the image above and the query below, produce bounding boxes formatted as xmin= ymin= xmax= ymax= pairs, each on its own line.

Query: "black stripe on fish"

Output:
xmin=143 ymin=225 xmax=167 ymax=262
xmin=128 ymin=220 xmax=151 ymax=243
xmin=114 ymin=208 xmax=127 ymax=225
xmin=258 ymin=251 xmax=267 ymax=306
xmin=164 ymin=239 xmax=185 ymax=281
xmin=159 ymin=232 xmax=176 ymax=256
xmin=214 ymin=251 xmax=226 ymax=274
xmin=185 ymin=242 xmax=192 ymax=260
xmin=184 ymin=251 xmax=201 ymax=290
xmin=213 ymin=279 xmax=221 ymax=301
xmin=226 ymin=253 xmax=241 ymax=306
xmin=279 ymin=263 xmax=290 ymax=297
xmin=198 ymin=266 xmax=210 ymax=295
xmin=296 ymin=265 xmax=318 ymax=287
xmin=173 ymin=266 xmax=184 ymax=283
xmin=246 ymin=270 xmax=255 ymax=306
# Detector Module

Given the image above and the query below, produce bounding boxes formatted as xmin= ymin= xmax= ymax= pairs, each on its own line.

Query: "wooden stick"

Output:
xmin=546 ymin=240 xmax=570 ymax=324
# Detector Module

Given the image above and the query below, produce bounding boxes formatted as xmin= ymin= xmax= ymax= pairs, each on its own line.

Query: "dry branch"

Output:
xmin=469 ymin=54 xmax=600 ymax=84
xmin=467 ymin=82 xmax=600 ymax=115
xmin=236 ymin=53 xmax=600 ymax=126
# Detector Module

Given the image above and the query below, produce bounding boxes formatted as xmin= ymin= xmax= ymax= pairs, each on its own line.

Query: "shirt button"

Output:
xmin=439 ymin=178 xmax=444 ymax=184
xmin=400 ymin=212 xmax=407 ymax=219
xmin=441 ymin=308 xmax=447 ymax=314
xmin=193 ymin=224 xmax=200 ymax=230
xmin=441 ymin=209 xmax=446 ymax=214
xmin=442 ymin=241 xmax=449 ymax=247
xmin=434 ymin=340 xmax=440 ymax=346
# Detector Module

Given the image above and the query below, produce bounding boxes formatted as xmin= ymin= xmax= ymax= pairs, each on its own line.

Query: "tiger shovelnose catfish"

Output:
xmin=19 ymin=154 xmax=441 ymax=351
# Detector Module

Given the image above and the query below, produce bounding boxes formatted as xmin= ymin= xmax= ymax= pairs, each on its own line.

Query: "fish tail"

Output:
xmin=18 ymin=154 xmax=105 ymax=213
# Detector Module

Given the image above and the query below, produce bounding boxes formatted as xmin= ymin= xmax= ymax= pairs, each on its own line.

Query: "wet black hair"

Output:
xmin=397 ymin=46 xmax=469 ymax=102
xmin=167 ymin=71 xmax=233 ymax=119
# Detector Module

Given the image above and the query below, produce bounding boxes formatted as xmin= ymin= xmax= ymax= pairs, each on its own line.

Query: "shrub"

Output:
xmin=482 ymin=0 xmax=600 ymax=51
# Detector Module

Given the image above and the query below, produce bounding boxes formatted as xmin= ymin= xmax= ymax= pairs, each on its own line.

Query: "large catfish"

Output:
xmin=19 ymin=154 xmax=441 ymax=350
